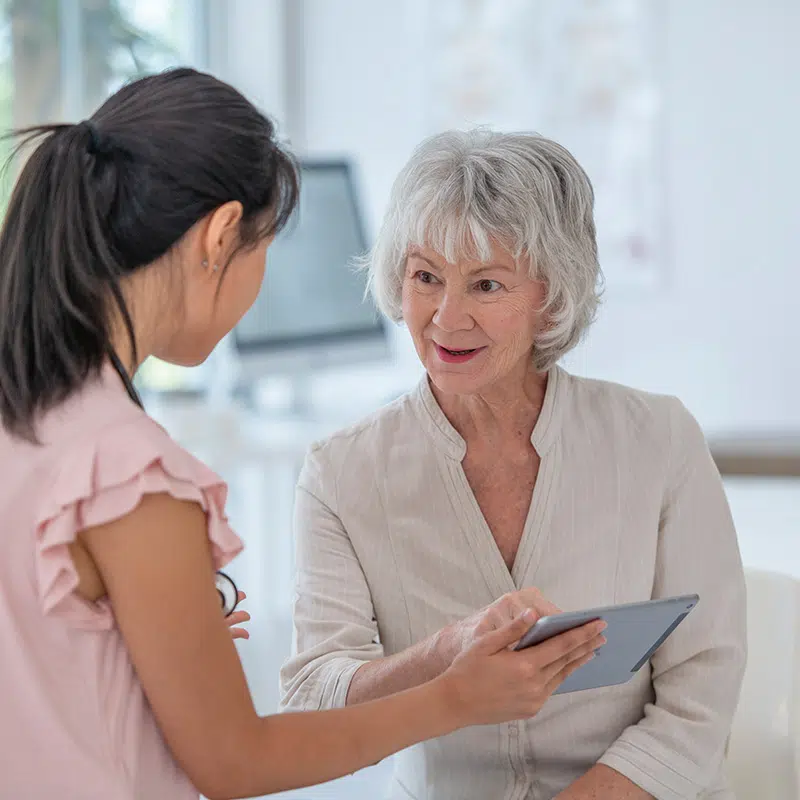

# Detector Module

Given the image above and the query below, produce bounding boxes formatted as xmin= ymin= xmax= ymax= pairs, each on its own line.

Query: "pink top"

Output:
xmin=0 ymin=364 xmax=243 ymax=798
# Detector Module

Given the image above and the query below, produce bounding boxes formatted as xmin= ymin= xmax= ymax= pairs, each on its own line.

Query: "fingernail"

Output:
xmin=523 ymin=608 xmax=537 ymax=622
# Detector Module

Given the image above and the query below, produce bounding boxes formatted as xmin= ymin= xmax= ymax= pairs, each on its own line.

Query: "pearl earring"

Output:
xmin=201 ymin=259 xmax=220 ymax=273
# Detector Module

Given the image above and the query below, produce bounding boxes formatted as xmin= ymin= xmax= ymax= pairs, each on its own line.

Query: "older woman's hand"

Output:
xmin=439 ymin=588 xmax=562 ymax=663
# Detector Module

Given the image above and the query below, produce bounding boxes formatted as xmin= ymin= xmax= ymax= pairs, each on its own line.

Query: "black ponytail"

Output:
xmin=0 ymin=68 xmax=298 ymax=441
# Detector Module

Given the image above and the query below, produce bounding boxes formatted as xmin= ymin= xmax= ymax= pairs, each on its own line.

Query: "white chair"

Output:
xmin=725 ymin=568 xmax=800 ymax=798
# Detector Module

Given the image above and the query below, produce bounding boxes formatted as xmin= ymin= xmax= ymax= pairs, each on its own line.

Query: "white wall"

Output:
xmin=299 ymin=0 xmax=427 ymax=236
xmin=299 ymin=0 xmax=800 ymax=435
xmin=208 ymin=0 xmax=289 ymax=130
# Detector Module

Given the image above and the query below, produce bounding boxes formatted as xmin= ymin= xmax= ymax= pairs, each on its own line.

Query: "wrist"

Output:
xmin=424 ymin=671 xmax=470 ymax=734
xmin=428 ymin=623 xmax=458 ymax=671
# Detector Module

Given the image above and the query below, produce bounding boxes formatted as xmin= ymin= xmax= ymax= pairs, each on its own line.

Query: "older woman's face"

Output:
xmin=402 ymin=242 xmax=546 ymax=395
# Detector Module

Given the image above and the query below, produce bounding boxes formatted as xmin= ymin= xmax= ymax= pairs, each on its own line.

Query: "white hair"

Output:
xmin=362 ymin=129 xmax=603 ymax=371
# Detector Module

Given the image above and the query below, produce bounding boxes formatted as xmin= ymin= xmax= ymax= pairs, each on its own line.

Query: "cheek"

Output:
xmin=401 ymin=282 xmax=428 ymax=328
xmin=483 ymin=297 xmax=542 ymax=344
xmin=224 ymin=254 xmax=266 ymax=322
xmin=244 ymin=258 xmax=267 ymax=305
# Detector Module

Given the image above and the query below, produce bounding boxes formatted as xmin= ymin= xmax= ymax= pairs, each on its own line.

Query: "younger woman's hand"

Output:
xmin=439 ymin=611 xmax=607 ymax=727
xmin=225 ymin=591 xmax=250 ymax=640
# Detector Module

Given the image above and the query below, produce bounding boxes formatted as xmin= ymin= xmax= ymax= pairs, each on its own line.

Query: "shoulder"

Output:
xmin=298 ymin=391 xmax=419 ymax=494
xmin=29 ymin=366 xmax=231 ymax=539
xmin=31 ymin=365 xmax=220 ymax=485
xmin=31 ymin=390 xmax=241 ymax=627
xmin=561 ymin=371 xmax=707 ymax=475
xmin=565 ymin=371 xmax=691 ymax=438
xmin=560 ymin=372 xmax=713 ymax=497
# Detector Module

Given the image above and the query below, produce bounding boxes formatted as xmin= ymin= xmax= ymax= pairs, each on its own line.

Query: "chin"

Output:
xmin=185 ymin=351 xmax=214 ymax=367
xmin=158 ymin=350 xmax=214 ymax=368
xmin=427 ymin=367 xmax=487 ymax=397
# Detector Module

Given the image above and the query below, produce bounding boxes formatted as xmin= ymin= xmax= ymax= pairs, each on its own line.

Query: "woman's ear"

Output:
xmin=202 ymin=201 xmax=244 ymax=272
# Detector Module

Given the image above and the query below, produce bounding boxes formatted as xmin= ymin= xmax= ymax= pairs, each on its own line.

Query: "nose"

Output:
xmin=432 ymin=288 xmax=474 ymax=333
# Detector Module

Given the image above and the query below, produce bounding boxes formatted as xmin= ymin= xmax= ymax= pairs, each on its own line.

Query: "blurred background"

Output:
xmin=1 ymin=1 xmax=797 ymax=797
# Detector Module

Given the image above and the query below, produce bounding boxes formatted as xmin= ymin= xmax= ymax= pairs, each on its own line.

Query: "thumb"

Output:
xmin=476 ymin=609 xmax=538 ymax=654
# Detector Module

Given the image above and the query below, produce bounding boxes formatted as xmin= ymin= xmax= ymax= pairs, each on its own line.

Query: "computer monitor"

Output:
xmin=231 ymin=159 xmax=388 ymax=410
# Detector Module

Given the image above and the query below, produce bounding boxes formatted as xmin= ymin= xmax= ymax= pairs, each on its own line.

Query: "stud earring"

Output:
xmin=201 ymin=259 xmax=208 ymax=268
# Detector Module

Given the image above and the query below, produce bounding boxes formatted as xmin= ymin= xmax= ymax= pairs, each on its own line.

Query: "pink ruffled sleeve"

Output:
xmin=34 ymin=417 xmax=244 ymax=629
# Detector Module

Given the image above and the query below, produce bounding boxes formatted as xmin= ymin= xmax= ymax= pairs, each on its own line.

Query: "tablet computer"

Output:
xmin=513 ymin=594 xmax=699 ymax=694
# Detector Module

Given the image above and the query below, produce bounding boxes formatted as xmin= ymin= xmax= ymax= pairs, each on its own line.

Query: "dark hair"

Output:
xmin=0 ymin=67 xmax=298 ymax=441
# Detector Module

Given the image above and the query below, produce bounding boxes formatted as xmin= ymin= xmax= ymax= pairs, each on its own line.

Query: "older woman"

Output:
xmin=280 ymin=130 xmax=746 ymax=800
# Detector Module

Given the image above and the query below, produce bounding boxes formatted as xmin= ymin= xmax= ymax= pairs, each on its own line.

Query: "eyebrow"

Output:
xmin=407 ymin=251 xmax=516 ymax=275
xmin=472 ymin=263 xmax=516 ymax=274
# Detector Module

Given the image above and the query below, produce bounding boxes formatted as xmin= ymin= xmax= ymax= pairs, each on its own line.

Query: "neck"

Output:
xmin=107 ymin=265 xmax=172 ymax=377
xmin=108 ymin=291 xmax=159 ymax=378
xmin=109 ymin=327 xmax=147 ymax=377
xmin=432 ymin=362 xmax=549 ymax=444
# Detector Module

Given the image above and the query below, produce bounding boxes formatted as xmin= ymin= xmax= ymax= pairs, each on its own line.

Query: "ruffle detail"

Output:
xmin=34 ymin=417 xmax=243 ymax=629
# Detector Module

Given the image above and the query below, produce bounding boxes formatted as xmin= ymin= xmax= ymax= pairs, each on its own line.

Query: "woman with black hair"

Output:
xmin=0 ymin=68 xmax=605 ymax=798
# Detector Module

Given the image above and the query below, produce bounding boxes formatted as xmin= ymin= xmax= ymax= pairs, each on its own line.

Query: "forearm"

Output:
xmin=555 ymin=765 xmax=653 ymax=800
xmin=217 ymin=679 xmax=460 ymax=798
xmin=346 ymin=627 xmax=452 ymax=705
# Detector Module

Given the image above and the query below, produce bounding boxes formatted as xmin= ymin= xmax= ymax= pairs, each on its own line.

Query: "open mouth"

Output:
xmin=434 ymin=344 xmax=485 ymax=363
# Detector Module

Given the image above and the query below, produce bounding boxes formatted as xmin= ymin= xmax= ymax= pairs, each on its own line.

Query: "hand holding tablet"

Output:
xmin=515 ymin=595 xmax=699 ymax=694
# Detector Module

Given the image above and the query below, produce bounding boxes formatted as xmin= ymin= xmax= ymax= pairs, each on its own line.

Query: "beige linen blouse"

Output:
xmin=280 ymin=366 xmax=747 ymax=800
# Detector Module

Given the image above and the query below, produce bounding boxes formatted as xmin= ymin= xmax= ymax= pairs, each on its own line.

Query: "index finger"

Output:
xmin=514 ymin=588 xmax=561 ymax=616
xmin=475 ymin=609 xmax=539 ymax=654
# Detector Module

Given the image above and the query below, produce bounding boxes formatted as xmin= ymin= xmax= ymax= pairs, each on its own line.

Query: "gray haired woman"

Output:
xmin=280 ymin=130 xmax=746 ymax=800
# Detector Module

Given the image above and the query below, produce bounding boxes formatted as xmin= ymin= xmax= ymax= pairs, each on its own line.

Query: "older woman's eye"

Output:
xmin=477 ymin=279 xmax=502 ymax=293
xmin=416 ymin=271 xmax=437 ymax=284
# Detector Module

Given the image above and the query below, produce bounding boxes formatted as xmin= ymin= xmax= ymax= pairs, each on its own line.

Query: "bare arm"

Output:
xmin=83 ymin=492 xmax=604 ymax=799
xmin=346 ymin=588 xmax=562 ymax=705
xmin=346 ymin=629 xmax=450 ymax=704
xmin=555 ymin=765 xmax=653 ymax=800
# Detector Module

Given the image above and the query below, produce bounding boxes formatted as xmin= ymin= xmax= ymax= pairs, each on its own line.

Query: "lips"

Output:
xmin=434 ymin=343 xmax=486 ymax=364
xmin=435 ymin=341 xmax=482 ymax=353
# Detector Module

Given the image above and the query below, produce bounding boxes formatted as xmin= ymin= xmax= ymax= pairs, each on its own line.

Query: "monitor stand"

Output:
xmin=202 ymin=336 xmax=314 ymax=420
xmin=248 ymin=371 xmax=315 ymax=420
xmin=206 ymin=362 xmax=317 ymax=426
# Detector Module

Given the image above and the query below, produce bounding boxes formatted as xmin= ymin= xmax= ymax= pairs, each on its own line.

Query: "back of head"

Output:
xmin=0 ymin=67 xmax=298 ymax=441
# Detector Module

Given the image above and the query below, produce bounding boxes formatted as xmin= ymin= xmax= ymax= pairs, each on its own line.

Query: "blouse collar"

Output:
xmin=412 ymin=364 xmax=569 ymax=460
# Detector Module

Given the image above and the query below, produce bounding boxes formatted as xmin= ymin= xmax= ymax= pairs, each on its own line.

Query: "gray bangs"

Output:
xmin=403 ymin=167 xmax=532 ymax=270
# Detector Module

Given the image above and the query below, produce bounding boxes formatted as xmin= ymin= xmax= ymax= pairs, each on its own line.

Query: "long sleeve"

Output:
xmin=279 ymin=447 xmax=383 ymax=712
xmin=599 ymin=397 xmax=747 ymax=799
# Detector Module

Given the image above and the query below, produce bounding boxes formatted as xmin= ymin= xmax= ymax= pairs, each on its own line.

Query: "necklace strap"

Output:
xmin=107 ymin=349 xmax=143 ymax=409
